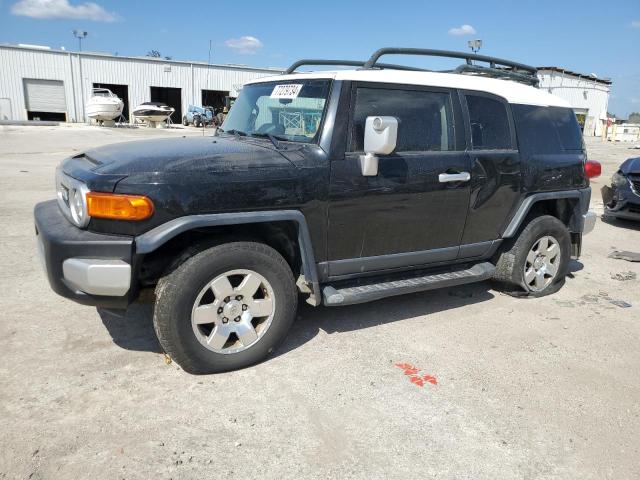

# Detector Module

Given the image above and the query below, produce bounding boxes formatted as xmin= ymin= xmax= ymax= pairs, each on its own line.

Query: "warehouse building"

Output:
xmin=537 ymin=67 xmax=612 ymax=137
xmin=0 ymin=43 xmax=282 ymax=124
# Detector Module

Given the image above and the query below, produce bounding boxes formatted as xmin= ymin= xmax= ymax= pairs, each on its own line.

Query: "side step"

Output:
xmin=322 ymin=262 xmax=495 ymax=306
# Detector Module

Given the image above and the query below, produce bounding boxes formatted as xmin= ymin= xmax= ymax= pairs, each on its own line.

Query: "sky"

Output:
xmin=0 ymin=0 xmax=638 ymax=117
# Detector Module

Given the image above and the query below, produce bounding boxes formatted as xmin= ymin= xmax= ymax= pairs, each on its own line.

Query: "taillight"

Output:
xmin=584 ymin=160 xmax=601 ymax=179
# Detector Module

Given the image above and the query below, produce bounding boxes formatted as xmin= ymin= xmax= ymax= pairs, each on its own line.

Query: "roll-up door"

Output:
xmin=24 ymin=79 xmax=66 ymax=113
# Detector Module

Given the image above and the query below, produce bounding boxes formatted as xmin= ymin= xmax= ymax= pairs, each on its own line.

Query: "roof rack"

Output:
xmin=365 ymin=48 xmax=538 ymax=86
xmin=285 ymin=48 xmax=539 ymax=86
xmin=285 ymin=59 xmax=427 ymax=74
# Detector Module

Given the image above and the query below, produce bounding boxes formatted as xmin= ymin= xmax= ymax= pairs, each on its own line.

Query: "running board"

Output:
xmin=322 ymin=262 xmax=495 ymax=306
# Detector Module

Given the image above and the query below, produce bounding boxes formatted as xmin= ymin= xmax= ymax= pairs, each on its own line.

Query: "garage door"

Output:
xmin=24 ymin=79 xmax=66 ymax=113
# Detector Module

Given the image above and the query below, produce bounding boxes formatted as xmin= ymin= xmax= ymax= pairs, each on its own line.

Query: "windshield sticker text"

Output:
xmin=270 ymin=84 xmax=303 ymax=99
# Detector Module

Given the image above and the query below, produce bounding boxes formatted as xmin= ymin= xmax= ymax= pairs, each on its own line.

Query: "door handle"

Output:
xmin=438 ymin=172 xmax=471 ymax=183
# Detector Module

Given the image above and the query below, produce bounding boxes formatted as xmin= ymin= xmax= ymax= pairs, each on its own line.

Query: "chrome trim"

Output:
xmin=582 ymin=211 xmax=597 ymax=235
xmin=438 ymin=172 xmax=470 ymax=183
xmin=55 ymin=167 xmax=90 ymax=228
xmin=62 ymin=258 xmax=131 ymax=296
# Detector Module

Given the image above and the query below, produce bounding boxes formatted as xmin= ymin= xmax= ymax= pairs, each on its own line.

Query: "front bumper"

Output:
xmin=34 ymin=200 xmax=137 ymax=308
xmin=601 ymin=185 xmax=640 ymax=221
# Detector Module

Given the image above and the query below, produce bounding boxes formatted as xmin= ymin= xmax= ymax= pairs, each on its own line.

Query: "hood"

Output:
xmin=619 ymin=156 xmax=640 ymax=175
xmin=72 ymin=136 xmax=294 ymax=176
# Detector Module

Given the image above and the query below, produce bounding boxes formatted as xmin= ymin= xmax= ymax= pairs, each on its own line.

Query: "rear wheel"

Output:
xmin=193 ymin=115 xmax=202 ymax=127
xmin=493 ymin=215 xmax=571 ymax=297
xmin=182 ymin=116 xmax=189 ymax=126
xmin=153 ymin=242 xmax=297 ymax=374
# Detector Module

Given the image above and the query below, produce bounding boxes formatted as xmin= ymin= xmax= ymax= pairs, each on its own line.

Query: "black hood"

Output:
xmin=73 ymin=136 xmax=294 ymax=176
xmin=619 ymin=156 xmax=640 ymax=175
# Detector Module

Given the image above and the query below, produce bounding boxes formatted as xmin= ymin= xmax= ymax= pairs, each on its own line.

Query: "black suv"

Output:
xmin=35 ymin=48 xmax=600 ymax=373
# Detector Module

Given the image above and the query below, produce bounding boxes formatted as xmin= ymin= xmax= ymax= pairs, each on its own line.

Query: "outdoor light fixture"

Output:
xmin=468 ymin=39 xmax=482 ymax=53
xmin=72 ymin=30 xmax=88 ymax=51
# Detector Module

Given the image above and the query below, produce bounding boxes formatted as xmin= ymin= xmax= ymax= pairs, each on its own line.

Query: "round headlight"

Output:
xmin=612 ymin=172 xmax=628 ymax=188
xmin=70 ymin=188 xmax=86 ymax=225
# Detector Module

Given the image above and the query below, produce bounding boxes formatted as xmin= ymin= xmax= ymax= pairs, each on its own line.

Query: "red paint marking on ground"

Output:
xmin=394 ymin=363 xmax=438 ymax=388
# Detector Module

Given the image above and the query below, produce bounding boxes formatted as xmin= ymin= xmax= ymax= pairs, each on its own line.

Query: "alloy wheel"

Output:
xmin=524 ymin=235 xmax=561 ymax=292
xmin=191 ymin=269 xmax=275 ymax=354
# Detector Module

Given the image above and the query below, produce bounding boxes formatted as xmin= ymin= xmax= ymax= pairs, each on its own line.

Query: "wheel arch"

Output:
xmin=502 ymin=188 xmax=591 ymax=238
xmin=135 ymin=211 xmax=321 ymax=305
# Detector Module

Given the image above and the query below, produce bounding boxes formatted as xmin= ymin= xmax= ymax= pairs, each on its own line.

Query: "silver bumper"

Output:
xmin=582 ymin=211 xmax=597 ymax=235
xmin=62 ymin=258 xmax=131 ymax=296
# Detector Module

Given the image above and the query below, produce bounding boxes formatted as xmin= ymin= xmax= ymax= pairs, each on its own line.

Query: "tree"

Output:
xmin=628 ymin=112 xmax=640 ymax=123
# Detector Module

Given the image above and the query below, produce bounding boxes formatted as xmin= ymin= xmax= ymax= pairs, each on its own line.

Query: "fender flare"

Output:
xmin=135 ymin=210 xmax=321 ymax=305
xmin=502 ymin=188 xmax=591 ymax=238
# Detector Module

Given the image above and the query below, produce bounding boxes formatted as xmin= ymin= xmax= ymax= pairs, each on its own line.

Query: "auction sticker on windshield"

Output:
xmin=271 ymin=84 xmax=303 ymax=99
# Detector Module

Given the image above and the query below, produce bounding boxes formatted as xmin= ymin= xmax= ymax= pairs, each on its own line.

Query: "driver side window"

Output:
xmin=349 ymin=86 xmax=455 ymax=153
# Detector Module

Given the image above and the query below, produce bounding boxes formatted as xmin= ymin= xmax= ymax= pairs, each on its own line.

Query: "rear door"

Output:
xmin=459 ymin=92 xmax=521 ymax=249
xmin=326 ymin=83 xmax=470 ymax=278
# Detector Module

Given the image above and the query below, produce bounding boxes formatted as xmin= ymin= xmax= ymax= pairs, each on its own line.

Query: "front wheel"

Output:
xmin=153 ymin=242 xmax=297 ymax=374
xmin=493 ymin=215 xmax=571 ymax=297
xmin=182 ymin=116 xmax=189 ymax=126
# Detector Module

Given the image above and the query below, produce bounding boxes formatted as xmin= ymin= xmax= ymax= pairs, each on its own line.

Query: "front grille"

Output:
xmin=631 ymin=178 xmax=640 ymax=196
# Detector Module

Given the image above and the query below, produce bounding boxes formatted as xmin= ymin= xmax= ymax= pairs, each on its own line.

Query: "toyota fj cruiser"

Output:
xmin=35 ymin=48 xmax=600 ymax=374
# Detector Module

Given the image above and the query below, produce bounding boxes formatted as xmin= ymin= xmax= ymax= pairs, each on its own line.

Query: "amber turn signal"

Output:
xmin=86 ymin=192 xmax=154 ymax=221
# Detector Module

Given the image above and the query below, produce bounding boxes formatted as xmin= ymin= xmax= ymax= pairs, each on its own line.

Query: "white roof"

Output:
xmin=246 ymin=69 xmax=570 ymax=108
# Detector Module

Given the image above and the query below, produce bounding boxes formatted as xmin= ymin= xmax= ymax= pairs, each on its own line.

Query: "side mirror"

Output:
xmin=360 ymin=116 xmax=398 ymax=176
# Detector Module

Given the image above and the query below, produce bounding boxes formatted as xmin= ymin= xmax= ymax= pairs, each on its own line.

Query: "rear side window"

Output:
xmin=349 ymin=87 xmax=454 ymax=152
xmin=513 ymin=105 xmax=584 ymax=153
xmin=465 ymin=95 xmax=512 ymax=150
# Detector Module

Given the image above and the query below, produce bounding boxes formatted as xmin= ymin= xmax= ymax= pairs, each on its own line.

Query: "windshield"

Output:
xmin=221 ymin=79 xmax=331 ymax=143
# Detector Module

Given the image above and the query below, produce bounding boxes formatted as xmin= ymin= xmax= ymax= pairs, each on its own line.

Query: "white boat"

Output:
xmin=86 ymin=88 xmax=124 ymax=122
xmin=131 ymin=102 xmax=175 ymax=123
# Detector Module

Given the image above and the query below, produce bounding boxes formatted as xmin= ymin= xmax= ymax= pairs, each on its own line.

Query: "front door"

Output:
xmin=326 ymin=83 xmax=471 ymax=278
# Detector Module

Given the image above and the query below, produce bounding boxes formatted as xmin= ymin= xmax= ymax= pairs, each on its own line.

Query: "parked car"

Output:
xmin=601 ymin=157 xmax=640 ymax=221
xmin=183 ymin=105 xmax=214 ymax=127
xmin=34 ymin=47 xmax=600 ymax=374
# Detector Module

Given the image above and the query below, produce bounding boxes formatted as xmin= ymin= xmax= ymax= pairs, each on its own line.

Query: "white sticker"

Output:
xmin=270 ymin=84 xmax=303 ymax=99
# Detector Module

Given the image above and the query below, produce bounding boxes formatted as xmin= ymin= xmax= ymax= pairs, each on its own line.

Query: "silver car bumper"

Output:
xmin=582 ymin=211 xmax=597 ymax=235
xmin=62 ymin=258 xmax=131 ymax=296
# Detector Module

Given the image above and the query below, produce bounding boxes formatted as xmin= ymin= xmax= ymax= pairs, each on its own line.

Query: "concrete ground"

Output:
xmin=0 ymin=124 xmax=638 ymax=480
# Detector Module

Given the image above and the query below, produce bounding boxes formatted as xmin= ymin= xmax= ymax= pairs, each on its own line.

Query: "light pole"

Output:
xmin=72 ymin=30 xmax=87 ymax=51
xmin=467 ymin=39 xmax=482 ymax=54
xmin=72 ymin=30 xmax=88 ymax=122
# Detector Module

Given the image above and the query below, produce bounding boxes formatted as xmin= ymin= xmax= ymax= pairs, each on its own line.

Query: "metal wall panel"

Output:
xmin=0 ymin=45 xmax=282 ymax=122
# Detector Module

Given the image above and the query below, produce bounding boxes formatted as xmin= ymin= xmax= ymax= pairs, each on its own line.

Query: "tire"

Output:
xmin=153 ymin=242 xmax=298 ymax=374
xmin=492 ymin=215 xmax=571 ymax=297
xmin=193 ymin=115 xmax=202 ymax=128
xmin=182 ymin=116 xmax=189 ymax=126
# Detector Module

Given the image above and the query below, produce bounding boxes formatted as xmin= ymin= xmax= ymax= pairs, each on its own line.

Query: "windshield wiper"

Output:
xmin=248 ymin=132 xmax=286 ymax=150
xmin=219 ymin=128 xmax=247 ymax=137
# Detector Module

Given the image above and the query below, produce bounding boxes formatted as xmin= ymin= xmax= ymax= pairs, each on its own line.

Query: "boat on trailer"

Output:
xmin=86 ymin=88 xmax=124 ymax=124
xmin=132 ymin=102 xmax=175 ymax=125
